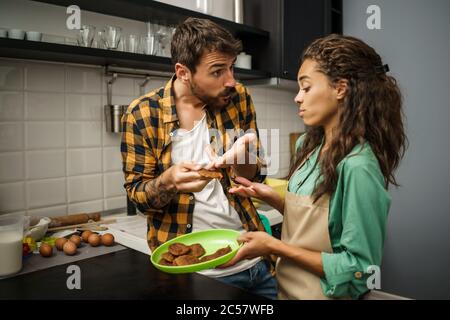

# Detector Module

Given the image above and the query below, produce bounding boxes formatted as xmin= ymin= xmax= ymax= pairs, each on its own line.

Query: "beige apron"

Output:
xmin=276 ymin=191 xmax=334 ymax=300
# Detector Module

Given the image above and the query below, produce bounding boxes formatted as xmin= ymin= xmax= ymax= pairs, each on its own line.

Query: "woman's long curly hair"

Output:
xmin=288 ymin=34 xmax=408 ymax=201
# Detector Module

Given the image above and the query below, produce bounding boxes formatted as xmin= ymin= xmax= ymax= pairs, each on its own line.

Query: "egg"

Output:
xmin=81 ymin=230 xmax=93 ymax=243
xmin=39 ymin=243 xmax=53 ymax=257
xmin=69 ymin=235 xmax=82 ymax=247
xmin=88 ymin=233 xmax=101 ymax=247
xmin=55 ymin=238 xmax=68 ymax=251
xmin=63 ymin=241 xmax=77 ymax=256
xmin=101 ymin=233 xmax=115 ymax=246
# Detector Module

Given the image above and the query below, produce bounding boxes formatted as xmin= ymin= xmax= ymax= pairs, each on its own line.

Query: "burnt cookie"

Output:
xmin=168 ymin=243 xmax=191 ymax=256
xmin=200 ymin=245 xmax=232 ymax=262
xmin=173 ymin=255 xmax=200 ymax=266
xmin=198 ymin=169 xmax=223 ymax=180
xmin=189 ymin=243 xmax=206 ymax=258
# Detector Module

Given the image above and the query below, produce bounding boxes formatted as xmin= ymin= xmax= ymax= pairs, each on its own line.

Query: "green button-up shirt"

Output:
xmin=288 ymin=135 xmax=391 ymax=299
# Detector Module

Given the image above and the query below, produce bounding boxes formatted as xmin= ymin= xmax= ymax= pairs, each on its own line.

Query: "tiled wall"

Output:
xmin=0 ymin=57 xmax=302 ymax=218
xmin=0 ymin=0 xmax=304 ymax=218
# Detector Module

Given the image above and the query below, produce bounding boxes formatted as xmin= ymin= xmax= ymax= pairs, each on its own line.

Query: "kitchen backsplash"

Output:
xmin=0 ymin=58 xmax=303 ymax=218
xmin=0 ymin=0 xmax=302 ymax=218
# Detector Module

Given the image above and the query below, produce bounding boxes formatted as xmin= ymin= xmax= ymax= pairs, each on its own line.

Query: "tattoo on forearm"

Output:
xmin=145 ymin=176 xmax=177 ymax=209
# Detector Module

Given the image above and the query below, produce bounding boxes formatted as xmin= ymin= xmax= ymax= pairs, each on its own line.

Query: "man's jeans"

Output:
xmin=215 ymin=260 xmax=278 ymax=300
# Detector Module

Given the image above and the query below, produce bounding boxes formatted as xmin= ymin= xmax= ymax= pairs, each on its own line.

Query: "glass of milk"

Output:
xmin=0 ymin=215 xmax=24 ymax=276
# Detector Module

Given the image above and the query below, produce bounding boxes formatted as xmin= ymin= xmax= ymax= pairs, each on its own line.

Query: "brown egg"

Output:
xmin=39 ymin=243 xmax=53 ymax=257
xmin=63 ymin=241 xmax=77 ymax=256
xmin=101 ymin=233 xmax=115 ymax=246
xmin=81 ymin=230 xmax=93 ymax=243
xmin=88 ymin=233 xmax=101 ymax=247
xmin=69 ymin=235 xmax=82 ymax=247
xmin=55 ymin=238 xmax=68 ymax=251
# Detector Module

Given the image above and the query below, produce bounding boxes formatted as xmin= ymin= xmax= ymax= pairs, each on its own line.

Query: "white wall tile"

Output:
xmin=0 ymin=182 xmax=25 ymax=212
xmin=103 ymin=77 xmax=135 ymax=96
xmin=253 ymin=101 xmax=266 ymax=122
xmin=136 ymin=78 xmax=168 ymax=95
xmin=0 ymin=122 xmax=24 ymax=151
xmin=27 ymin=205 xmax=67 ymax=218
xmin=67 ymin=121 xmax=101 ymax=147
xmin=67 ymin=174 xmax=102 ymax=203
xmin=0 ymin=152 xmax=24 ymax=183
xmin=0 ymin=92 xmax=24 ymax=120
xmin=0 ymin=211 xmax=26 ymax=217
xmin=0 ymin=61 xmax=23 ymax=90
xmin=67 ymin=148 xmax=102 ymax=176
xmin=111 ymin=95 xmax=136 ymax=106
xmin=104 ymin=196 xmax=126 ymax=211
xmin=26 ymin=150 xmax=65 ymax=180
xmin=66 ymin=94 xmax=101 ymax=120
xmin=266 ymin=88 xmax=296 ymax=104
xmin=26 ymin=122 xmax=65 ymax=149
xmin=25 ymin=92 xmax=65 ymax=120
xmin=65 ymin=66 xmax=102 ymax=94
xmin=27 ymin=178 xmax=66 ymax=209
xmin=103 ymin=125 xmax=122 ymax=146
xmin=68 ymin=200 xmax=103 ymax=214
xmin=103 ymin=146 xmax=122 ymax=172
xmin=104 ymin=172 xmax=126 ymax=198
xmin=25 ymin=63 xmax=65 ymax=92
xmin=247 ymin=87 xmax=267 ymax=104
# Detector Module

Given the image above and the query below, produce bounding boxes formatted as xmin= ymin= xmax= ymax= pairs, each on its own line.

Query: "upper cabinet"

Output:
xmin=244 ymin=0 xmax=343 ymax=81
xmin=0 ymin=0 xmax=271 ymax=80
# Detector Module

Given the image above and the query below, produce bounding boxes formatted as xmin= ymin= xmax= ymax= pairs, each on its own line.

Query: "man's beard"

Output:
xmin=190 ymin=81 xmax=233 ymax=110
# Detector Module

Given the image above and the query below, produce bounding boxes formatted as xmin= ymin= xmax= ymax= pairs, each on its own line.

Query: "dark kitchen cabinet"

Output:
xmin=244 ymin=0 xmax=343 ymax=80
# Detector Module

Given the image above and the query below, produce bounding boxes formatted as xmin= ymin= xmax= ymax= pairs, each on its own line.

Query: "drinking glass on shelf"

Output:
xmin=140 ymin=35 xmax=158 ymax=55
xmin=127 ymin=34 xmax=139 ymax=53
xmin=155 ymin=25 xmax=172 ymax=57
xmin=76 ymin=25 xmax=96 ymax=47
xmin=102 ymin=25 xmax=122 ymax=50
xmin=92 ymin=30 xmax=105 ymax=49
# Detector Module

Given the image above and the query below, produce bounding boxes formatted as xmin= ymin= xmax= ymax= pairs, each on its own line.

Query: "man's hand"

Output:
xmin=161 ymin=162 xmax=213 ymax=193
xmin=205 ymin=133 xmax=258 ymax=169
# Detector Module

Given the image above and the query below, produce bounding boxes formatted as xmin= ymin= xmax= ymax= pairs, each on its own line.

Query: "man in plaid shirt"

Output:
xmin=121 ymin=18 xmax=277 ymax=299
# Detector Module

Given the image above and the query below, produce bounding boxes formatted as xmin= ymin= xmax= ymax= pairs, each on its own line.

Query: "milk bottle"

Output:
xmin=0 ymin=215 xmax=24 ymax=276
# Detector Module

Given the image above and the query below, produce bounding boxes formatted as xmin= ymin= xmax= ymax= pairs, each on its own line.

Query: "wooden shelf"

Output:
xmin=0 ymin=38 xmax=270 ymax=80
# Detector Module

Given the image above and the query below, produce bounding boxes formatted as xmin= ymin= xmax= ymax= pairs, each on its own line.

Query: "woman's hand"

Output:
xmin=228 ymin=176 xmax=274 ymax=202
xmin=219 ymin=231 xmax=280 ymax=268
xmin=228 ymin=176 xmax=285 ymax=212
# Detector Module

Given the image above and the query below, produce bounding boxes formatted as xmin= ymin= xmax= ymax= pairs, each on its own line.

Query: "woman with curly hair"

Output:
xmin=222 ymin=34 xmax=408 ymax=300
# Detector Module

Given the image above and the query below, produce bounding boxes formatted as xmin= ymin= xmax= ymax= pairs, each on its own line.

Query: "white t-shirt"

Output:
xmin=171 ymin=113 xmax=260 ymax=278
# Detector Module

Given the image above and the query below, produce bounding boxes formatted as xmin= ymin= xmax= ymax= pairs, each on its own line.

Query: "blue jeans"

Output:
xmin=215 ymin=260 xmax=278 ymax=300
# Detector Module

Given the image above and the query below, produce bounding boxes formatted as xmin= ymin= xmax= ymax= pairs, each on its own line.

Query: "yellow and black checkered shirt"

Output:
xmin=121 ymin=75 xmax=267 ymax=251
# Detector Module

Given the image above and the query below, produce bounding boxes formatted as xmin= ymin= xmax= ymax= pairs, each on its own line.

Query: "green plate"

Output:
xmin=150 ymin=229 xmax=242 ymax=274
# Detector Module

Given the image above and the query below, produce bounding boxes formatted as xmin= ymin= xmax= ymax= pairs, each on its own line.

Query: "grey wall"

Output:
xmin=343 ymin=0 xmax=450 ymax=299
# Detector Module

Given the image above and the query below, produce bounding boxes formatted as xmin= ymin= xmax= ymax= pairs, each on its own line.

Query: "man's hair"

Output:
xmin=171 ymin=17 xmax=242 ymax=73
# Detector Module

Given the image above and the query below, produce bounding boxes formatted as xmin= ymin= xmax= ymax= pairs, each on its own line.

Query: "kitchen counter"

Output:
xmin=0 ymin=248 xmax=265 ymax=300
